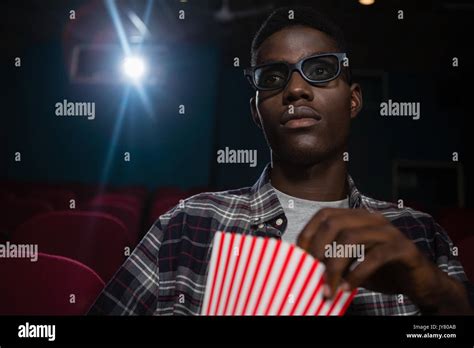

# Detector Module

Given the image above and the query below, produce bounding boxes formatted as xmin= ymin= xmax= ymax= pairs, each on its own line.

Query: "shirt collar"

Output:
xmin=249 ymin=162 xmax=365 ymax=226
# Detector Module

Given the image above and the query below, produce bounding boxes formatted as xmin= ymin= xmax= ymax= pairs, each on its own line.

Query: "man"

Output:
xmin=89 ymin=7 xmax=474 ymax=315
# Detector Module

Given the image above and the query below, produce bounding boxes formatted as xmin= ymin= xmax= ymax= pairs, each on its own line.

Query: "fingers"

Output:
xmin=343 ymin=242 xmax=400 ymax=291
xmin=322 ymin=225 xmax=393 ymax=298
xmin=297 ymin=208 xmax=387 ymax=260
xmin=295 ymin=208 xmax=395 ymax=299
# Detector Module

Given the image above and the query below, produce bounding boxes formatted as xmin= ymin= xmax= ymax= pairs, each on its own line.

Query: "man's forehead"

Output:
xmin=255 ymin=26 xmax=338 ymax=65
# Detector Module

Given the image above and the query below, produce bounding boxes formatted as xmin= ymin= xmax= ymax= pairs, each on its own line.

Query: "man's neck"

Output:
xmin=269 ymin=153 xmax=348 ymax=202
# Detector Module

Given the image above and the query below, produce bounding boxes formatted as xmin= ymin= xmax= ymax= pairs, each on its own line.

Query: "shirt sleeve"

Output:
xmin=87 ymin=220 xmax=164 ymax=315
xmin=432 ymin=219 xmax=474 ymax=310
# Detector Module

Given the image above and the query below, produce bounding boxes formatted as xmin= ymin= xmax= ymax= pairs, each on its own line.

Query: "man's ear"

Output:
xmin=250 ymin=96 xmax=262 ymax=129
xmin=349 ymin=83 xmax=363 ymax=119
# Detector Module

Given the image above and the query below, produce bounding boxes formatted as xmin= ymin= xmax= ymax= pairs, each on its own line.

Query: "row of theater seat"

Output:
xmin=0 ymin=185 xmax=147 ymax=239
xmin=0 ymin=252 xmax=105 ymax=315
xmin=2 ymin=239 xmax=472 ymax=316
xmin=0 ymin=184 xmax=209 ymax=242
xmin=1 ymin=182 xmax=473 ymax=314
xmin=0 ymin=182 xmax=210 ymax=315
xmin=12 ymin=211 xmax=131 ymax=283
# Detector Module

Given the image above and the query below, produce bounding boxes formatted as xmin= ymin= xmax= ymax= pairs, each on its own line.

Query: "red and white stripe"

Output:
xmin=202 ymin=232 xmax=357 ymax=316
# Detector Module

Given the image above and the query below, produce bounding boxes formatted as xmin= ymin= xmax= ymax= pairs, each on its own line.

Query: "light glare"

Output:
xmin=122 ymin=56 xmax=146 ymax=80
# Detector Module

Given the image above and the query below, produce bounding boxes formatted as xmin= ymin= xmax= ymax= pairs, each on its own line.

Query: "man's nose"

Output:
xmin=282 ymin=70 xmax=314 ymax=103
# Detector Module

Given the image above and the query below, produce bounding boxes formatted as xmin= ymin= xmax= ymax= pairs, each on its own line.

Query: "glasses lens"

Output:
xmin=302 ymin=55 xmax=339 ymax=82
xmin=254 ymin=63 xmax=288 ymax=89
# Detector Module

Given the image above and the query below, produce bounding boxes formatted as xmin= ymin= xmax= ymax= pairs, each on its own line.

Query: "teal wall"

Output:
xmin=3 ymin=41 xmax=219 ymax=189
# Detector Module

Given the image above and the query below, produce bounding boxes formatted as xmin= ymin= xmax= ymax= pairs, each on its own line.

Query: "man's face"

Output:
xmin=251 ymin=25 xmax=361 ymax=166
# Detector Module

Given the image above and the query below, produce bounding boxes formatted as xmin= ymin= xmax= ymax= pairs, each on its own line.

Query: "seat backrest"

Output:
xmin=82 ymin=201 xmax=140 ymax=246
xmin=458 ymin=235 xmax=474 ymax=282
xmin=437 ymin=208 xmax=474 ymax=244
xmin=149 ymin=195 xmax=186 ymax=225
xmin=111 ymin=186 xmax=148 ymax=199
xmin=0 ymin=197 xmax=53 ymax=235
xmin=30 ymin=189 xmax=76 ymax=210
xmin=154 ymin=187 xmax=184 ymax=200
xmin=90 ymin=193 xmax=141 ymax=208
xmin=12 ymin=211 xmax=131 ymax=283
xmin=0 ymin=252 xmax=104 ymax=315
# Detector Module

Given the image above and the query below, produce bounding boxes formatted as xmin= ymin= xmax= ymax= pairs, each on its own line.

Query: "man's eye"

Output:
xmin=311 ymin=67 xmax=328 ymax=76
xmin=262 ymin=74 xmax=284 ymax=85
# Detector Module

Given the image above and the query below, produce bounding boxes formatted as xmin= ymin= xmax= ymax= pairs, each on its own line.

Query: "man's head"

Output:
xmin=249 ymin=7 xmax=363 ymax=167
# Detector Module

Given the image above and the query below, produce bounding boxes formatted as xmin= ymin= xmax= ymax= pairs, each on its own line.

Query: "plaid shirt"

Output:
xmin=88 ymin=163 xmax=474 ymax=316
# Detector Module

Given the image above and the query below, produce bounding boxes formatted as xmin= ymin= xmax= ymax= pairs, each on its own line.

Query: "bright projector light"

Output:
xmin=122 ymin=56 xmax=146 ymax=80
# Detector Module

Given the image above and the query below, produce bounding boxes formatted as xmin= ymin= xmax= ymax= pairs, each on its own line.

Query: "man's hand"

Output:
xmin=296 ymin=208 xmax=473 ymax=315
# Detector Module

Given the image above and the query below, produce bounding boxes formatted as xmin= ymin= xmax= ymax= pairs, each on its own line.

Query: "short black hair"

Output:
xmin=251 ymin=6 xmax=352 ymax=84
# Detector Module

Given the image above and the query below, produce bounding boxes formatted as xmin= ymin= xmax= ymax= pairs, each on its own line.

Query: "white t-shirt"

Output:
xmin=272 ymin=185 xmax=349 ymax=245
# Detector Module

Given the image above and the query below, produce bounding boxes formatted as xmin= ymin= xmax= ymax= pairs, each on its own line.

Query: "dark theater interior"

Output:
xmin=1 ymin=0 xmax=474 ymax=338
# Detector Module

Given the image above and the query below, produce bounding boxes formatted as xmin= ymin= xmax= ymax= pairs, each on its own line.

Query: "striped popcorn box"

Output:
xmin=201 ymin=231 xmax=357 ymax=316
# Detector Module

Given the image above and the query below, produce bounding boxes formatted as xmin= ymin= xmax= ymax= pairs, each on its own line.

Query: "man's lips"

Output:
xmin=281 ymin=106 xmax=322 ymax=129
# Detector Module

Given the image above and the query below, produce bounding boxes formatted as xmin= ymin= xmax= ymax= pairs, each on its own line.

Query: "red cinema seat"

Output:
xmin=155 ymin=186 xmax=184 ymax=199
xmin=149 ymin=195 xmax=186 ymax=225
xmin=0 ymin=196 xmax=53 ymax=236
xmin=69 ymin=184 xmax=101 ymax=201
xmin=0 ymin=190 xmax=15 ymax=201
xmin=436 ymin=208 xmax=474 ymax=244
xmin=0 ymin=252 xmax=104 ymax=315
xmin=0 ymin=181 xmax=38 ymax=197
xmin=30 ymin=189 xmax=76 ymax=210
xmin=82 ymin=201 xmax=140 ymax=246
xmin=90 ymin=193 xmax=142 ymax=209
xmin=12 ymin=211 xmax=131 ymax=283
xmin=110 ymin=186 xmax=148 ymax=199
xmin=458 ymin=235 xmax=474 ymax=282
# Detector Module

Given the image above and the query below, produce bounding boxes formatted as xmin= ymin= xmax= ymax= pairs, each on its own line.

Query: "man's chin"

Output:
xmin=273 ymin=145 xmax=331 ymax=167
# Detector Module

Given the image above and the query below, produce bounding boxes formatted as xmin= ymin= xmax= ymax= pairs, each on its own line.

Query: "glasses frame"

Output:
xmin=244 ymin=52 xmax=347 ymax=91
